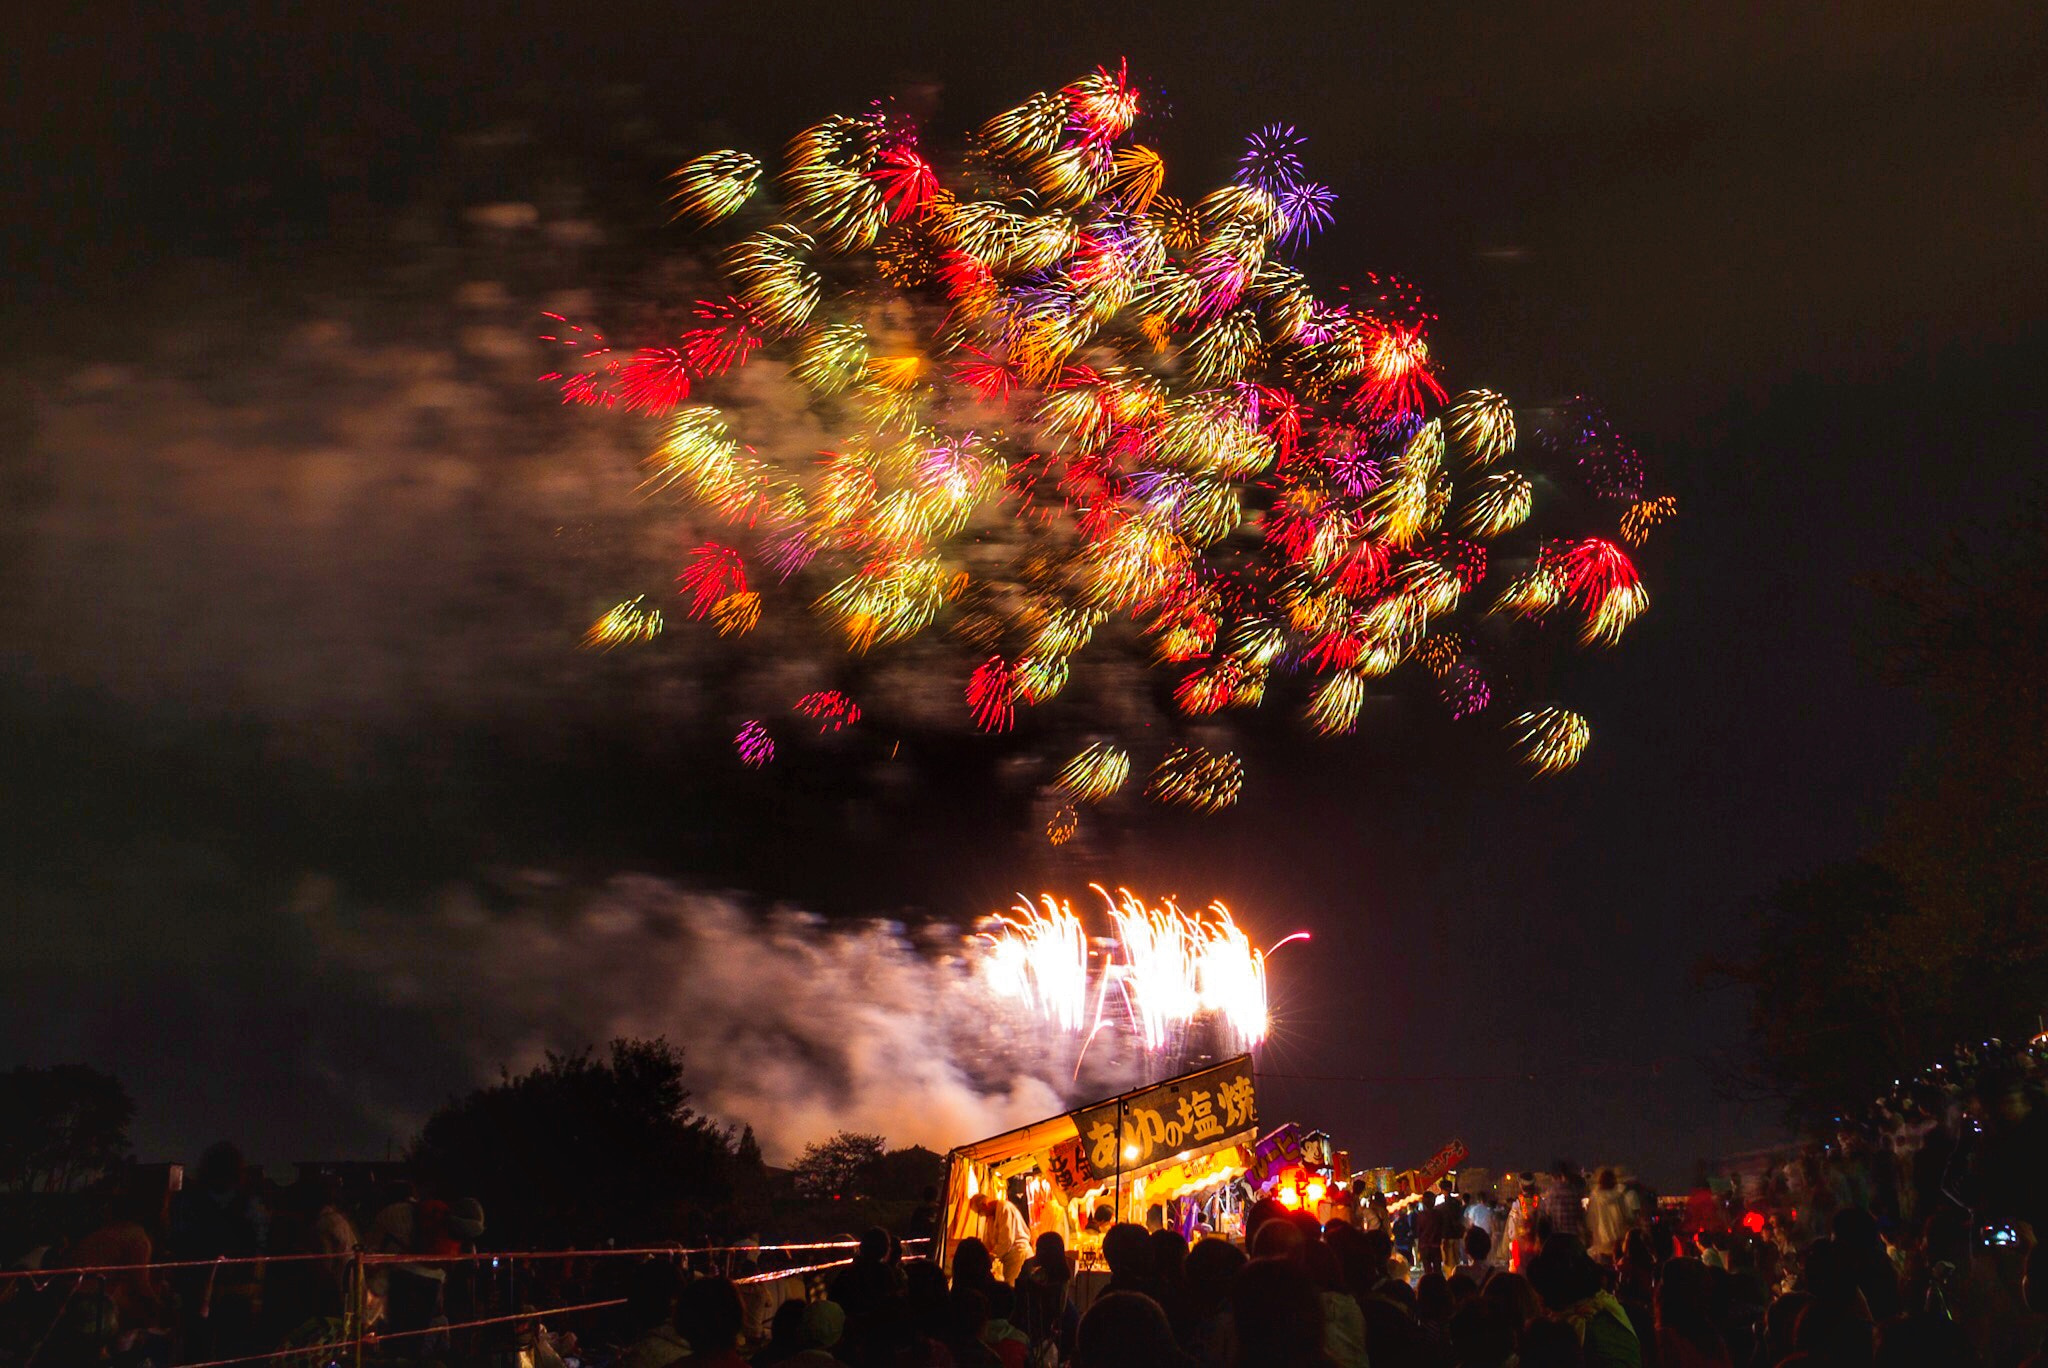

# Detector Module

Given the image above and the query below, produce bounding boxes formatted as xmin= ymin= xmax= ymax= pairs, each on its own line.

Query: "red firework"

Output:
xmin=967 ymin=656 xmax=1018 ymax=732
xmin=617 ymin=348 xmax=692 ymax=414
xmin=1558 ymin=537 xmax=1640 ymax=608
xmin=678 ymin=543 xmax=750 ymax=618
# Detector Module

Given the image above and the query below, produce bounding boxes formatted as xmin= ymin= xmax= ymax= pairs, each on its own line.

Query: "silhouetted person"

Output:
xmin=674 ymin=1277 xmax=746 ymax=1367
xmin=1075 ymin=1290 xmax=1190 ymax=1368
xmin=1230 ymin=1256 xmax=1330 ymax=1368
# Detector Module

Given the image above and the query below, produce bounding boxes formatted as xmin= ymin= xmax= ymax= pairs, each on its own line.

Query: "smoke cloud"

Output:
xmin=296 ymin=872 xmax=1130 ymax=1162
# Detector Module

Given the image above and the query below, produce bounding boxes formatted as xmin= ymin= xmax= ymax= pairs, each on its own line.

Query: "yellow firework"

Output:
xmin=1510 ymin=706 xmax=1591 ymax=775
xmin=793 ymin=323 xmax=869 ymax=394
xmin=667 ymin=150 xmax=763 ymax=226
xmin=782 ymin=116 xmax=887 ymax=251
xmin=1058 ymin=742 xmax=1133 ymax=801
xmin=1583 ymin=582 xmax=1650 ymax=646
xmin=1108 ymin=144 xmax=1166 ymax=213
xmin=1307 ymin=670 xmax=1368 ymax=735
xmin=1369 ymin=419 xmax=1445 ymax=548
xmin=1446 ymin=389 xmax=1516 ymax=465
xmin=711 ymin=590 xmax=762 ymax=637
xmin=1491 ymin=564 xmax=1563 ymax=619
xmin=582 ymin=596 xmax=663 ymax=649
xmin=1621 ymin=494 xmax=1679 ymax=546
xmin=724 ymin=226 xmax=822 ymax=333
xmin=1464 ymin=469 xmax=1534 ymax=537
xmin=1146 ymin=746 xmax=1245 ymax=811
xmin=979 ymin=895 xmax=1090 ymax=1030
xmin=980 ymin=90 xmax=1068 ymax=161
xmin=817 ymin=554 xmax=956 ymax=651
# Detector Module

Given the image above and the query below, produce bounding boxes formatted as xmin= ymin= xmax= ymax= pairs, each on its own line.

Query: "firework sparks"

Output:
xmin=734 ymin=719 xmax=776 ymax=767
xmin=581 ymin=596 xmax=663 ymax=649
xmin=570 ymin=64 xmax=1663 ymax=791
xmin=794 ymin=690 xmax=863 ymax=732
xmin=1510 ymin=706 xmax=1591 ymax=775
xmin=1146 ymin=746 xmax=1245 ymax=811
xmin=1058 ymin=742 xmax=1133 ymax=801
xmin=979 ymin=895 xmax=1091 ymax=1033
xmin=668 ymin=150 xmax=763 ymax=226
xmin=1620 ymin=493 xmax=1678 ymax=546
xmin=1447 ymin=389 xmax=1516 ymax=465
xmin=980 ymin=888 xmax=1304 ymax=1056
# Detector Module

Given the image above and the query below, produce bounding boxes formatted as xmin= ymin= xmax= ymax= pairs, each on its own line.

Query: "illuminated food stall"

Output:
xmin=940 ymin=1055 xmax=1261 ymax=1269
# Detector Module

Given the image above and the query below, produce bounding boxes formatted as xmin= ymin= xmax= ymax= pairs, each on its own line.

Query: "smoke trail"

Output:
xmin=298 ymin=872 xmax=1138 ymax=1161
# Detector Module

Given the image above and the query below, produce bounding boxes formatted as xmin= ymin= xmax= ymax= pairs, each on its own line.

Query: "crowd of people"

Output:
xmin=0 ymin=1140 xmax=511 ymax=1368
xmin=3 ymin=1034 xmax=2043 ymax=1367
xmin=614 ymin=1168 xmax=2046 ymax=1368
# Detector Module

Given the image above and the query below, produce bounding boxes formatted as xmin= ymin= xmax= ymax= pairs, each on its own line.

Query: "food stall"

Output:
xmin=940 ymin=1055 xmax=1262 ymax=1275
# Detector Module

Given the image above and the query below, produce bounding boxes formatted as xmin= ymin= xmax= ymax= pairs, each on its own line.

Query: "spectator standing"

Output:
xmin=1074 ymin=1290 xmax=1190 ymax=1368
xmin=1438 ymin=1180 xmax=1468 ymax=1273
xmin=1466 ymin=1189 xmax=1500 ymax=1255
xmin=1541 ymin=1166 xmax=1588 ymax=1248
xmin=1653 ymin=1258 xmax=1733 ymax=1368
xmin=1015 ymin=1232 xmax=1080 ymax=1363
xmin=1507 ymin=1176 xmax=1542 ymax=1271
xmin=1417 ymin=1189 xmax=1446 ymax=1275
xmin=167 ymin=1141 xmax=266 ymax=1362
xmin=1528 ymin=1237 xmax=1642 ymax=1368
xmin=673 ymin=1277 xmax=747 ymax=1368
xmin=1587 ymin=1170 xmax=1630 ymax=1263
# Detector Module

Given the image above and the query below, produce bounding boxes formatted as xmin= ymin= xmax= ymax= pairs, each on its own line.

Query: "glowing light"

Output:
xmin=1465 ymin=470 xmax=1533 ymax=537
xmin=667 ymin=150 xmax=763 ymax=226
xmin=582 ymin=596 xmax=663 ymax=649
xmin=1058 ymin=742 xmax=1133 ymax=801
xmin=1621 ymin=493 xmax=1678 ymax=546
xmin=980 ymin=895 xmax=1090 ymax=1032
xmin=1446 ymin=389 xmax=1516 ymax=465
xmin=678 ymin=544 xmax=749 ymax=619
xmin=568 ymin=63 xmax=1664 ymax=792
xmin=1510 ymin=706 xmax=1590 ymax=775
xmin=1146 ymin=747 xmax=1244 ymax=811
xmin=734 ymin=719 xmax=776 ymax=767
xmin=794 ymin=690 xmax=862 ymax=731
xmin=1560 ymin=538 xmax=1647 ymax=645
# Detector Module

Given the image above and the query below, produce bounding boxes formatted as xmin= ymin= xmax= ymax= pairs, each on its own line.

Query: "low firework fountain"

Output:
xmin=978 ymin=886 xmax=1307 ymax=1080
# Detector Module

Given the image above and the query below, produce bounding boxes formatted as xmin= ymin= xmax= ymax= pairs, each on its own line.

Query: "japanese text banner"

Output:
xmin=1070 ymin=1055 xmax=1258 ymax=1180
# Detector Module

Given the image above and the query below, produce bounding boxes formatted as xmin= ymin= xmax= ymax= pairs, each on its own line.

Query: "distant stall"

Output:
xmin=940 ymin=1056 xmax=1261 ymax=1270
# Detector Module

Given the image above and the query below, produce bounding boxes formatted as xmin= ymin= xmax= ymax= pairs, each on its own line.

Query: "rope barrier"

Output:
xmin=0 ymin=1252 xmax=350 ymax=1283
xmin=163 ymin=1297 xmax=632 ymax=1368
xmin=3 ymin=1236 xmax=943 ymax=1368
xmin=0 ymin=1238 xmax=929 ymax=1284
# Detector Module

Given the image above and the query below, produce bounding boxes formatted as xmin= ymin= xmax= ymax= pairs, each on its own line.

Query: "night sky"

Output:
xmin=6 ymin=2 xmax=2046 ymax=1187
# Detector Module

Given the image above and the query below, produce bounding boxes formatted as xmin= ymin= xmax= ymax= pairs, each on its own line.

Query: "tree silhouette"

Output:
xmin=410 ymin=1038 xmax=758 ymax=1247
xmin=1717 ymin=498 xmax=2048 ymax=1126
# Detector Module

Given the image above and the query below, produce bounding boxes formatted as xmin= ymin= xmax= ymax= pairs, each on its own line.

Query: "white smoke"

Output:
xmin=295 ymin=872 xmax=1133 ymax=1162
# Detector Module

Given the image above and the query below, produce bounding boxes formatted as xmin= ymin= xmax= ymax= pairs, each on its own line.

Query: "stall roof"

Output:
xmin=946 ymin=1055 xmax=1254 ymax=1165
xmin=950 ymin=1112 xmax=1079 ymax=1165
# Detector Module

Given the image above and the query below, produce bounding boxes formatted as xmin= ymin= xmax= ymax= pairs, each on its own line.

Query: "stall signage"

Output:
xmin=1070 ymin=1056 xmax=1257 ymax=1180
xmin=1418 ymin=1138 xmax=1470 ymax=1190
xmin=1047 ymin=1137 xmax=1091 ymax=1193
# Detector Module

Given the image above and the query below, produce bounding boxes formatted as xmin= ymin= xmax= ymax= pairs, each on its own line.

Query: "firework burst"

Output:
xmin=571 ymin=64 xmax=1667 ymax=788
xmin=581 ymin=596 xmax=663 ymax=649
xmin=979 ymin=887 xmax=1306 ymax=1060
